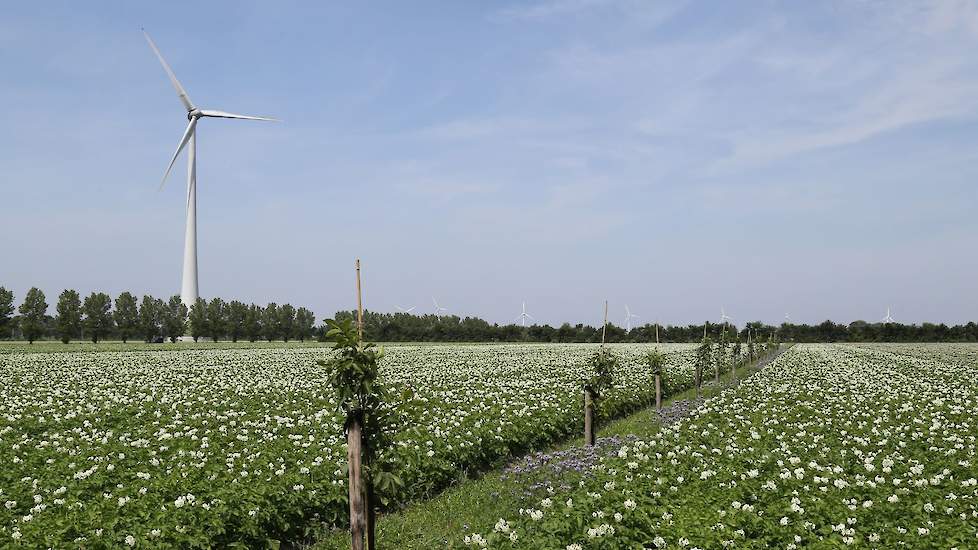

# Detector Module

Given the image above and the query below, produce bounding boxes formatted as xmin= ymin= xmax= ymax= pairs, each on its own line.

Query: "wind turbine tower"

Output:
xmin=515 ymin=301 xmax=535 ymax=327
xmin=144 ymin=30 xmax=277 ymax=311
xmin=882 ymin=307 xmax=895 ymax=324
xmin=624 ymin=305 xmax=639 ymax=331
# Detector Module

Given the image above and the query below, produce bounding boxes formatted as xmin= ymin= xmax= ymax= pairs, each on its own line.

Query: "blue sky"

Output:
xmin=3 ymin=0 xmax=978 ymax=327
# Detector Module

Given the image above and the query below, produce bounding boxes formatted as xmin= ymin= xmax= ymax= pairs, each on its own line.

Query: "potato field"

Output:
xmin=0 ymin=343 xmax=700 ymax=547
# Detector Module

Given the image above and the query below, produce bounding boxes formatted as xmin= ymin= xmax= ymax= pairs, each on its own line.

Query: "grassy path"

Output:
xmin=310 ymin=347 xmax=789 ymax=549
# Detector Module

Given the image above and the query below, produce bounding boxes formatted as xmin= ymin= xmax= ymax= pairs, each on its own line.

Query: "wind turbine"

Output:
xmin=624 ymin=305 xmax=639 ymax=331
xmin=515 ymin=301 xmax=535 ymax=327
xmin=395 ymin=305 xmax=416 ymax=314
xmin=882 ymin=306 xmax=895 ymax=324
xmin=784 ymin=313 xmax=792 ymax=324
xmin=720 ymin=307 xmax=732 ymax=325
xmin=432 ymin=297 xmax=448 ymax=315
xmin=144 ymin=30 xmax=276 ymax=311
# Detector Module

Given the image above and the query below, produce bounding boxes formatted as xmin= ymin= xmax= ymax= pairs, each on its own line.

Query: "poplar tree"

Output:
xmin=206 ymin=298 xmax=227 ymax=342
xmin=244 ymin=304 xmax=262 ymax=342
xmin=163 ymin=296 xmax=188 ymax=342
xmin=139 ymin=295 xmax=162 ymax=342
xmin=19 ymin=287 xmax=48 ymax=344
xmin=227 ymin=300 xmax=247 ymax=342
xmin=188 ymin=298 xmax=209 ymax=342
xmin=114 ymin=292 xmax=139 ymax=343
xmin=56 ymin=289 xmax=82 ymax=343
xmin=279 ymin=303 xmax=296 ymax=342
xmin=296 ymin=307 xmax=316 ymax=342
xmin=82 ymin=292 xmax=113 ymax=343
xmin=0 ymin=286 xmax=14 ymax=339
xmin=262 ymin=302 xmax=279 ymax=341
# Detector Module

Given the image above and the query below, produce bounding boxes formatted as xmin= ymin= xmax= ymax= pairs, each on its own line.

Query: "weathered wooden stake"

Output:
xmin=655 ymin=372 xmax=662 ymax=410
xmin=601 ymin=300 xmax=608 ymax=344
xmin=654 ymin=320 xmax=662 ymax=409
xmin=352 ymin=259 xmax=374 ymax=550
xmin=347 ymin=412 xmax=365 ymax=550
xmin=355 ymin=258 xmax=364 ymax=341
xmin=584 ymin=388 xmax=595 ymax=446
xmin=364 ymin=477 xmax=377 ymax=550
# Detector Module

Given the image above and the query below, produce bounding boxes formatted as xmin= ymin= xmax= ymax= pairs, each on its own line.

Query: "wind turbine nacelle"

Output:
xmin=188 ymin=109 xmax=202 ymax=120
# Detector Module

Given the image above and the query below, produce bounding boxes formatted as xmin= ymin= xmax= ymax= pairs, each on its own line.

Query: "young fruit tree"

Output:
xmin=695 ymin=336 xmax=713 ymax=398
xmin=731 ymin=334 xmax=742 ymax=380
xmin=583 ymin=347 xmax=618 ymax=446
xmin=646 ymin=348 xmax=665 ymax=410
xmin=714 ymin=331 xmax=728 ymax=384
xmin=319 ymin=260 xmax=403 ymax=550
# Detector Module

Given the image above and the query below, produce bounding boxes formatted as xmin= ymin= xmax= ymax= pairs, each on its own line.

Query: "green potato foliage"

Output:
xmin=319 ymin=318 xmax=405 ymax=507
xmin=467 ymin=344 xmax=978 ymax=549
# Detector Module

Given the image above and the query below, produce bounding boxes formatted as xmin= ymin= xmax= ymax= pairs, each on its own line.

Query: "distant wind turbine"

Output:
xmin=882 ymin=307 xmax=895 ymax=324
xmin=144 ymin=30 xmax=277 ymax=311
xmin=432 ymin=297 xmax=448 ymax=315
xmin=784 ymin=313 xmax=792 ymax=323
xmin=395 ymin=305 xmax=416 ymax=314
xmin=624 ymin=305 xmax=639 ymax=331
xmin=515 ymin=301 xmax=535 ymax=327
xmin=720 ymin=307 xmax=732 ymax=325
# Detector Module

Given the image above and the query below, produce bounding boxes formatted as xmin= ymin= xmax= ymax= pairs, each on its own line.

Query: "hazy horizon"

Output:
xmin=4 ymin=1 xmax=978 ymax=327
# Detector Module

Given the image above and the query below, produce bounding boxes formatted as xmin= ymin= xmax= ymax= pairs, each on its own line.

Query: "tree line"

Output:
xmin=3 ymin=286 xmax=976 ymax=344
xmin=0 ymin=286 xmax=315 ymax=343
xmin=332 ymin=310 xmax=978 ymax=343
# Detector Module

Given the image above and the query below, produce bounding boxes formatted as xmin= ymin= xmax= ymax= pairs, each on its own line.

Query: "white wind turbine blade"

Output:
xmin=159 ymin=118 xmax=197 ymax=190
xmin=199 ymin=109 xmax=279 ymax=122
xmin=143 ymin=30 xmax=195 ymax=112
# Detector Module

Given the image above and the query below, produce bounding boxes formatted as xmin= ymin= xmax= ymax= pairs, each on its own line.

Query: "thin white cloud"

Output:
xmin=497 ymin=0 xmax=613 ymax=20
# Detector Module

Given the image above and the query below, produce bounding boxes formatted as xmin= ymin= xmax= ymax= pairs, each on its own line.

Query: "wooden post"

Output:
xmin=353 ymin=259 xmax=375 ymax=549
xmin=715 ymin=330 xmax=721 ymax=385
xmin=601 ymin=300 xmax=608 ymax=344
xmin=347 ymin=412 xmax=365 ymax=550
xmin=355 ymin=259 xmax=364 ymax=341
xmin=365 ymin=449 xmax=376 ymax=550
xmin=584 ymin=387 xmax=595 ymax=446
xmin=655 ymin=372 xmax=662 ymax=410
xmin=654 ymin=319 xmax=661 ymax=410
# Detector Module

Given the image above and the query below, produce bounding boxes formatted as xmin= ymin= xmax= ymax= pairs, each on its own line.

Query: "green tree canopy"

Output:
xmin=244 ymin=304 xmax=262 ymax=342
xmin=227 ymin=300 xmax=247 ymax=343
xmin=113 ymin=292 xmax=139 ymax=343
xmin=19 ymin=287 xmax=48 ymax=344
xmin=188 ymin=298 xmax=208 ymax=342
xmin=0 ymin=286 xmax=14 ymax=339
xmin=55 ymin=289 xmax=82 ymax=344
xmin=206 ymin=298 xmax=227 ymax=342
xmin=279 ymin=304 xmax=296 ymax=342
xmin=295 ymin=307 xmax=315 ymax=342
xmin=82 ymin=292 xmax=113 ymax=343
xmin=262 ymin=302 xmax=279 ymax=341
xmin=163 ymin=296 xmax=188 ymax=343
xmin=139 ymin=295 xmax=162 ymax=342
